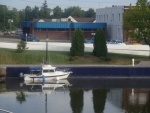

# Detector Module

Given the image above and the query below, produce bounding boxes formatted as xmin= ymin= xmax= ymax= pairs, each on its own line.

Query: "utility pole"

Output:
xmin=45 ymin=33 xmax=49 ymax=64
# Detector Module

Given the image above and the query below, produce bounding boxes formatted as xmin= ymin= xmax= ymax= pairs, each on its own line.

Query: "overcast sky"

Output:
xmin=1 ymin=0 xmax=138 ymax=11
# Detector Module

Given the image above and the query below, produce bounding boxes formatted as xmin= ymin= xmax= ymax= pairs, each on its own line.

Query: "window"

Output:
xmin=119 ymin=13 xmax=120 ymax=21
xmin=112 ymin=14 xmax=114 ymax=22
xmin=43 ymin=69 xmax=55 ymax=73
xmin=43 ymin=70 xmax=49 ymax=73
xmin=107 ymin=15 xmax=108 ymax=21
xmin=49 ymin=70 xmax=54 ymax=72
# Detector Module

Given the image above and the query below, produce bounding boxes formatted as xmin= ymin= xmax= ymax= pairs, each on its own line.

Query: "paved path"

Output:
xmin=0 ymin=41 xmax=149 ymax=56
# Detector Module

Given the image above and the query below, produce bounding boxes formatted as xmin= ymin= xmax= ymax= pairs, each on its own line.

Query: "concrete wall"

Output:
xmin=6 ymin=66 xmax=150 ymax=78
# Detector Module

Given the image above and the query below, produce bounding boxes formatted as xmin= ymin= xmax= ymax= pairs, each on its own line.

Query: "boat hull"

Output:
xmin=24 ymin=73 xmax=70 ymax=82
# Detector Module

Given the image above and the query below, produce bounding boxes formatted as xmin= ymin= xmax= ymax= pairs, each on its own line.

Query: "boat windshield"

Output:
xmin=43 ymin=69 xmax=55 ymax=73
xmin=31 ymin=70 xmax=41 ymax=74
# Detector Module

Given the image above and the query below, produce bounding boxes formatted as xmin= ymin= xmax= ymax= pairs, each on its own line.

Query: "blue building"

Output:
xmin=21 ymin=17 xmax=107 ymax=40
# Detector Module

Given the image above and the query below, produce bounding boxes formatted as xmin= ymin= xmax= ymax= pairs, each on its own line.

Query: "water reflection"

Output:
xmin=122 ymin=88 xmax=150 ymax=113
xmin=16 ymin=91 xmax=26 ymax=104
xmin=0 ymin=78 xmax=150 ymax=113
xmin=93 ymin=89 xmax=107 ymax=113
xmin=70 ymin=89 xmax=83 ymax=113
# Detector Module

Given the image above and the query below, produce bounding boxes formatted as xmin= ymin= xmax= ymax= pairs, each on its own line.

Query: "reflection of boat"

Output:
xmin=22 ymin=64 xmax=72 ymax=82
xmin=24 ymin=79 xmax=70 ymax=113
xmin=24 ymin=79 xmax=70 ymax=93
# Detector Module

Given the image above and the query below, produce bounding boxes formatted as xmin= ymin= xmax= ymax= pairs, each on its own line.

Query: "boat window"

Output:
xmin=31 ymin=70 xmax=41 ymax=74
xmin=49 ymin=70 xmax=54 ymax=72
xmin=43 ymin=69 xmax=55 ymax=73
xmin=43 ymin=70 xmax=49 ymax=73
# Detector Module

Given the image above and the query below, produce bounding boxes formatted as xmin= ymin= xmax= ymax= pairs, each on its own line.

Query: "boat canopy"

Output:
xmin=29 ymin=66 xmax=42 ymax=72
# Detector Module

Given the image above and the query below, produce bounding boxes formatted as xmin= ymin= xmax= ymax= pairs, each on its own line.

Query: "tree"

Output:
xmin=40 ymin=0 xmax=51 ymax=18
xmin=70 ymin=29 xmax=84 ymax=57
xmin=63 ymin=6 xmax=84 ymax=17
xmin=16 ymin=41 xmax=28 ymax=53
xmin=32 ymin=6 xmax=40 ymax=19
xmin=52 ymin=6 xmax=62 ymax=19
xmin=85 ymin=8 xmax=95 ymax=18
xmin=7 ymin=8 xmax=20 ymax=29
xmin=0 ymin=5 xmax=8 ymax=31
xmin=93 ymin=29 xmax=108 ymax=58
xmin=136 ymin=0 xmax=147 ymax=6
xmin=19 ymin=9 xmax=25 ymax=22
xmin=123 ymin=0 xmax=150 ymax=57
xmin=24 ymin=6 xmax=32 ymax=21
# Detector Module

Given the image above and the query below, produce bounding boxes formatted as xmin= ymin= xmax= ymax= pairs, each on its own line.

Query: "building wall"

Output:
xmin=34 ymin=31 xmax=70 ymax=40
xmin=22 ymin=21 xmax=107 ymax=41
xmin=96 ymin=6 xmax=124 ymax=41
xmin=33 ymin=30 xmax=96 ymax=40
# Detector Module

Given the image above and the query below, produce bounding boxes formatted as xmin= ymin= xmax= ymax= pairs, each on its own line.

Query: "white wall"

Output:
xmin=96 ymin=6 xmax=124 ymax=41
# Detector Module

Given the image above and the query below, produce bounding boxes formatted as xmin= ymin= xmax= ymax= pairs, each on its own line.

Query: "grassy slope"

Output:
xmin=0 ymin=48 xmax=148 ymax=65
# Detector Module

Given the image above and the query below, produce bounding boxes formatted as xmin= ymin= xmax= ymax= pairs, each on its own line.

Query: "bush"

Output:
xmin=16 ymin=41 xmax=28 ymax=53
xmin=70 ymin=29 xmax=84 ymax=57
xmin=93 ymin=29 xmax=108 ymax=58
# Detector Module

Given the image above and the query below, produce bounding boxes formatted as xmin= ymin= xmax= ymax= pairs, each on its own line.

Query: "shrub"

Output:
xmin=93 ymin=29 xmax=108 ymax=58
xmin=70 ymin=29 xmax=84 ymax=57
xmin=16 ymin=41 xmax=28 ymax=53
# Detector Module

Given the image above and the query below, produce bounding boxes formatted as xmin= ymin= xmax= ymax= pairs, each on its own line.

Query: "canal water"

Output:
xmin=0 ymin=78 xmax=150 ymax=113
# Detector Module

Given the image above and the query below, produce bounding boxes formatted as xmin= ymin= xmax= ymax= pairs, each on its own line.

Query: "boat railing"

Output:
xmin=0 ymin=109 xmax=13 ymax=113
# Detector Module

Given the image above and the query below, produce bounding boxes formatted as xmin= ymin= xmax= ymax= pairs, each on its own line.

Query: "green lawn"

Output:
xmin=0 ymin=48 xmax=148 ymax=65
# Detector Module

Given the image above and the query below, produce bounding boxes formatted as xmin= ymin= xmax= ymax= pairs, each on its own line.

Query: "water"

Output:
xmin=0 ymin=78 xmax=150 ymax=113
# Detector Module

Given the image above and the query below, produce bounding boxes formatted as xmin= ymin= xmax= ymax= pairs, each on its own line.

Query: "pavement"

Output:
xmin=0 ymin=37 xmax=150 ymax=56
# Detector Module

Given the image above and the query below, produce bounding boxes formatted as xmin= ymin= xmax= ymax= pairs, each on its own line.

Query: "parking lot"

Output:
xmin=0 ymin=37 xmax=149 ymax=56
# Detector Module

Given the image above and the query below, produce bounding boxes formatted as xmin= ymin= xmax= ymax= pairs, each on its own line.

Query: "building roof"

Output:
xmin=32 ymin=16 xmax=96 ymax=23
xmin=73 ymin=17 xmax=95 ymax=22
xmin=33 ymin=19 xmax=52 ymax=22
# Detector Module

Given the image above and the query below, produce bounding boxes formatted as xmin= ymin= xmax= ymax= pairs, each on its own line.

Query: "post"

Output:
xmin=8 ymin=19 xmax=13 ymax=33
xmin=149 ymin=46 xmax=150 ymax=59
xmin=132 ymin=58 xmax=134 ymax=67
xmin=26 ymin=33 xmax=27 ymax=42
xmin=45 ymin=33 xmax=49 ymax=64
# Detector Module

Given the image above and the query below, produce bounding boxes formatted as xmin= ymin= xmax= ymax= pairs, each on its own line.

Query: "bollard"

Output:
xmin=132 ymin=59 xmax=135 ymax=67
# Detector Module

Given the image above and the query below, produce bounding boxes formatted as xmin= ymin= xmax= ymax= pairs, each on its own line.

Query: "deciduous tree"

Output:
xmin=53 ymin=6 xmax=62 ymax=19
xmin=123 ymin=0 xmax=150 ymax=57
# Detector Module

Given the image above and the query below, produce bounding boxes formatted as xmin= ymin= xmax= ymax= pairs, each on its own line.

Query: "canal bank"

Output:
xmin=4 ymin=64 xmax=150 ymax=79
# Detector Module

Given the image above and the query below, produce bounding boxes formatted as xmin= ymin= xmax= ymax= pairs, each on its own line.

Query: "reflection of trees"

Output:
xmin=0 ymin=83 xmax=5 ymax=92
xmin=16 ymin=91 xmax=26 ymax=104
xmin=92 ymin=89 xmax=107 ymax=113
xmin=69 ymin=89 xmax=83 ymax=113
xmin=125 ymin=91 xmax=150 ymax=113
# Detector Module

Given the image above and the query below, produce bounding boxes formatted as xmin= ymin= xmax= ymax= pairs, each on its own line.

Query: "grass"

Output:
xmin=0 ymin=48 xmax=149 ymax=65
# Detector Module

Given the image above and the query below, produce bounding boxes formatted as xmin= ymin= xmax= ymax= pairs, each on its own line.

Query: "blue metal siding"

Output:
xmin=21 ymin=21 xmax=30 ymax=27
xmin=34 ymin=22 xmax=70 ymax=28
xmin=21 ymin=21 xmax=107 ymax=29
xmin=71 ymin=23 xmax=106 ymax=29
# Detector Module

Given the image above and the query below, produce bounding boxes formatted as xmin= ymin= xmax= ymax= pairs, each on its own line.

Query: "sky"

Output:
xmin=1 ymin=0 xmax=138 ymax=11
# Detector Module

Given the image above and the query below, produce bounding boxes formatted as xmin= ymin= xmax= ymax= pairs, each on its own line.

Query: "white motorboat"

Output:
xmin=22 ymin=64 xmax=72 ymax=82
